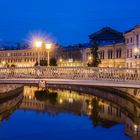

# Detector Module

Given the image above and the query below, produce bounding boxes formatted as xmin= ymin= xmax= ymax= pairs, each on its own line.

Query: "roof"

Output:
xmin=89 ymin=27 xmax=125 ymax=46
xmin=63 ymin=43 xmax=89 ymax=51
xmin=0 ymin=41 xmax=30 ymax=51
xmin=125 ymin=24 xmax=140 ymax=34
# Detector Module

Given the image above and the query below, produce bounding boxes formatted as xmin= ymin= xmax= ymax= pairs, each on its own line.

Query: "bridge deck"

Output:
xmin=0 ymin=79 xmax=140 ymax=88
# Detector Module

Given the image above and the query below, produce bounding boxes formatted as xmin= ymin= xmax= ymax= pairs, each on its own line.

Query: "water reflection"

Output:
xmin=20 ymin=85 xmax=140 ymax=140
xmin=34 ymin=89 xmax=58 ymax=105
xmin=0 ymin=85 xmax=140 ymax=140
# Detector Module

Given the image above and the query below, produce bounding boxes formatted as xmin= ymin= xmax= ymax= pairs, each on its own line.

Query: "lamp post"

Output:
xmin=134 ymin=48 xmax=139 ymax=68
xmin=88 ymin=56 xmax=92 ymax=63
xmin=45 ymin=43 xmax=52 ymax=66
xmin=2 ymin=61 xmax=6 ymax=67
xmin=59 ymin=58 xmax=63 ymax=62
xmin=88 ymin=56 xmax=92 ymax=61
xmin=35 ymin=41 xmax=42 ymax=66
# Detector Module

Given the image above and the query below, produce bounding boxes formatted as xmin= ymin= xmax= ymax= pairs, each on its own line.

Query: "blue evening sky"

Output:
xmin=0 ymin=0 xmax=140 ymax=45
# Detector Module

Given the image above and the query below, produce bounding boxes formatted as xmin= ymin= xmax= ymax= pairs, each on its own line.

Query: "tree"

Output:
xmin=35 ymin=58 xmax=57 ymax=66
xmin=35 ymin=89 xmax=49 ymax=101
xmin=35 ymin=89 xmax=58 ymax=105
xmin=35 ymin=60 xmax=48 ymax=66
xmin=50 ymin=57 xmax=57 ymax=66
xmin=88 ymin=41 xmax=101 ymax=67
xmin=11 ymin=64 xmax=16 ymax=67
xmin=90 ymin=98 xmax=101 ymax=127
xmin=5 ymin=62 xmax=10 ymax=67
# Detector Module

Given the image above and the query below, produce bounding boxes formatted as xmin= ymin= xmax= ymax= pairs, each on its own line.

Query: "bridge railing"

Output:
xmin=0 ymin=66 xmax=140 ymax=82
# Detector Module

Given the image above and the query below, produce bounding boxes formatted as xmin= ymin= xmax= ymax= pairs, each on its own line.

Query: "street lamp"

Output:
xmin=134 ymin=48 xmax=139 ymax=68
xmin=35 ymin=40 xmax=42 ymax=66
xmin=88 ymin=56 xmax=92 ymax=61
xmin=59 ymin=58 xmax=63 ymax=62
xmin=134 ymin=48 xmax=139 ymax=54
xmin=45 ymin=43 xmax=52 ymax=66
xmin=2 ymin=61 xmax=6 ymax=67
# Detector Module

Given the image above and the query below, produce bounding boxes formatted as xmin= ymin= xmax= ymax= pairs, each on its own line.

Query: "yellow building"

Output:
xmin=84 ymin=43 xmax=126 ymax=67
xmin=82 ymin=27 xmax=126 ymax=67
xmin=2 ymin=26 xmax=140 ymax=68
xmin=0 ymin=44 xmax=58 ymax=67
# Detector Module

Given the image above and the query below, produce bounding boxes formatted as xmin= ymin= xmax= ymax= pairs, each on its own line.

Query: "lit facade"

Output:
xmin=1 ymin=26 xmax=140 ymax=68
xmin=124 ymin=25 xmax=140 ymax=68
xmin=57 ymin=44 xmax=86 ymax=66
xmin=83 ymin=27 xmax=126 ymax=67
xmin=84 ymin=43 xmax=126 ymax=67
xmin=0 ymin=44 xmax=58 ymax=67
xmin=20 ymin=86 xmax=140 ymax=139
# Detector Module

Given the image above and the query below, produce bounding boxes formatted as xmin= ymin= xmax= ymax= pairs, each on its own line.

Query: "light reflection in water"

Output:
xmin=0 ymin=85 xmax=140 ymax=140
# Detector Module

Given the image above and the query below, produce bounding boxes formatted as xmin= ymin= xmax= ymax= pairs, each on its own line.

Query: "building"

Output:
xmin=124 ymin=25 xmax=140 ymax=68
xmin=0 ymin=42 xmax=58 ymax=67
xmin=84 ymin=27 xmax=126 ymax=67
xmin=58 ymin=44 xmax=87 ymax=66
xmin=0 ymin=41 xmax=29 ymax=50
xmin=58 ymin=27 xmax=126 ymax=67
xmin=1 ymin=25 xmax=140 ymax=68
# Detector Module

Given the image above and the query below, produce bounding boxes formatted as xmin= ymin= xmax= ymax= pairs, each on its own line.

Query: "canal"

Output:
xmin=0 ymin=85 xmax=139 ymax=140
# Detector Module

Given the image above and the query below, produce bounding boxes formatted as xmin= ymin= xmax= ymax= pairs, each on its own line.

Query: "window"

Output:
xmin=116 ymin=49 xmax=118 ymax=58
xmin=126 ymin=38 xmax=129 ymax=44
xmin=127 ymin=63 xmax=129 ymax=68
xmin=108 ymin=50 xmax=113 ymax=59
xmin=119 ymin=49 xmax=122 ymax=58
xmin=136 ymin=34 xmax=139 ymax=47
xmin=130 ymin=37 xmax=133 ymax=43
xmin=116 ymin=49 xmax=121 ymax=58
xmin=130 ymin=49 xmax=132 ymax=57
xmin=127 ymin=49 xmax=129 ymax=58
xmin=102 ymin=51 xmax=105 ymax=59
xmin=99 ymin=51 xmax=104 ymax=59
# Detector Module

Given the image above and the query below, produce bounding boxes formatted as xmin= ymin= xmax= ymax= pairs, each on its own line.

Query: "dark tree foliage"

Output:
xmin=48 ymin=92 xmax=58 ymax=105
xmin=11 ymin=64 xmax=16 ymax=67
xmin=35 ymin=60 xmax=48 ymax=66
xmin=35 ymin=89 xmax=49 ymax=101
xmin=88 ymin=41 xmax=101 ymax=67
xmin=5 ymin=62 xmax=10 ymax=67
xmin=35 ymin=89 xmax=58 ymax=105
xmin=50 ymin=57 xmax=57 ymax=66
xmin=35 ymin=58 xmax=57 ymax=66
xmin=90 ymin=98 xmax=101 ymax=127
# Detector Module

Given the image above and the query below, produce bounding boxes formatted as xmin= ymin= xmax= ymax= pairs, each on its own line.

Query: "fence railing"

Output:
xmin=0 ymin=66 xmax=140 ymax=82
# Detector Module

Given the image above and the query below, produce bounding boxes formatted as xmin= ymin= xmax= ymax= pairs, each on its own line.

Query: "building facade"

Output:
xmin=58 ymin=27 xmax=126 ymax=67
xmin=58 ymin=44 xmax=86 ymax=66
xmin=84 ymin=43 xmax=125 ymax=67
xmin=0 ymin=43 xmax=58 ymax=67
xmin=124 ymin=25 xmax=140 ymax=68
xmin=83 ymin=27 xmax=126 ymax=67
xmin=1 ymin=26 xmax=140 ymax=68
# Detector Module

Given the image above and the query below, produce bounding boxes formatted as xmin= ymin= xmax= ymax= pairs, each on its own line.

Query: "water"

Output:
xmin=0 ymin=85 xmax=139 ymax=140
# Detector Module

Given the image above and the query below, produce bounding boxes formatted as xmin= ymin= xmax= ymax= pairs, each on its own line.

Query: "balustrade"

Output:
xmin=0 ymin=67 xmax=139 ymax=82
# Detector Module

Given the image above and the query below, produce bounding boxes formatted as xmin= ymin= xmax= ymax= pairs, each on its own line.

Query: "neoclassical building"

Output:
xmin=83 ymin=27 xmax=126 ymax=67
xmin=57 ymin=44 xmax=87 ymax=66
xmin=124 ymin=25 xmax=140 ymax=68
xmin=1 ymin=25 xmax=140 ymax=68
xmin=58 ymin=27 xmax=126 ymax=68
xmin=0 ymin=43 xmax=58 ymax=67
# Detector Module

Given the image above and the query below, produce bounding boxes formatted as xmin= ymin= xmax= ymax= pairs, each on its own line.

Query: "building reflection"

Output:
xmin=119 ymin=88 xmax=140 ymax=100
xmin=20 ymin=86 xmax=140 ymax=140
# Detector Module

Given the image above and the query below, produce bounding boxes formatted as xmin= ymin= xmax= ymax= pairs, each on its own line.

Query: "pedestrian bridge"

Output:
xmin=0 ymin=66 xmax=140 ymax=88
